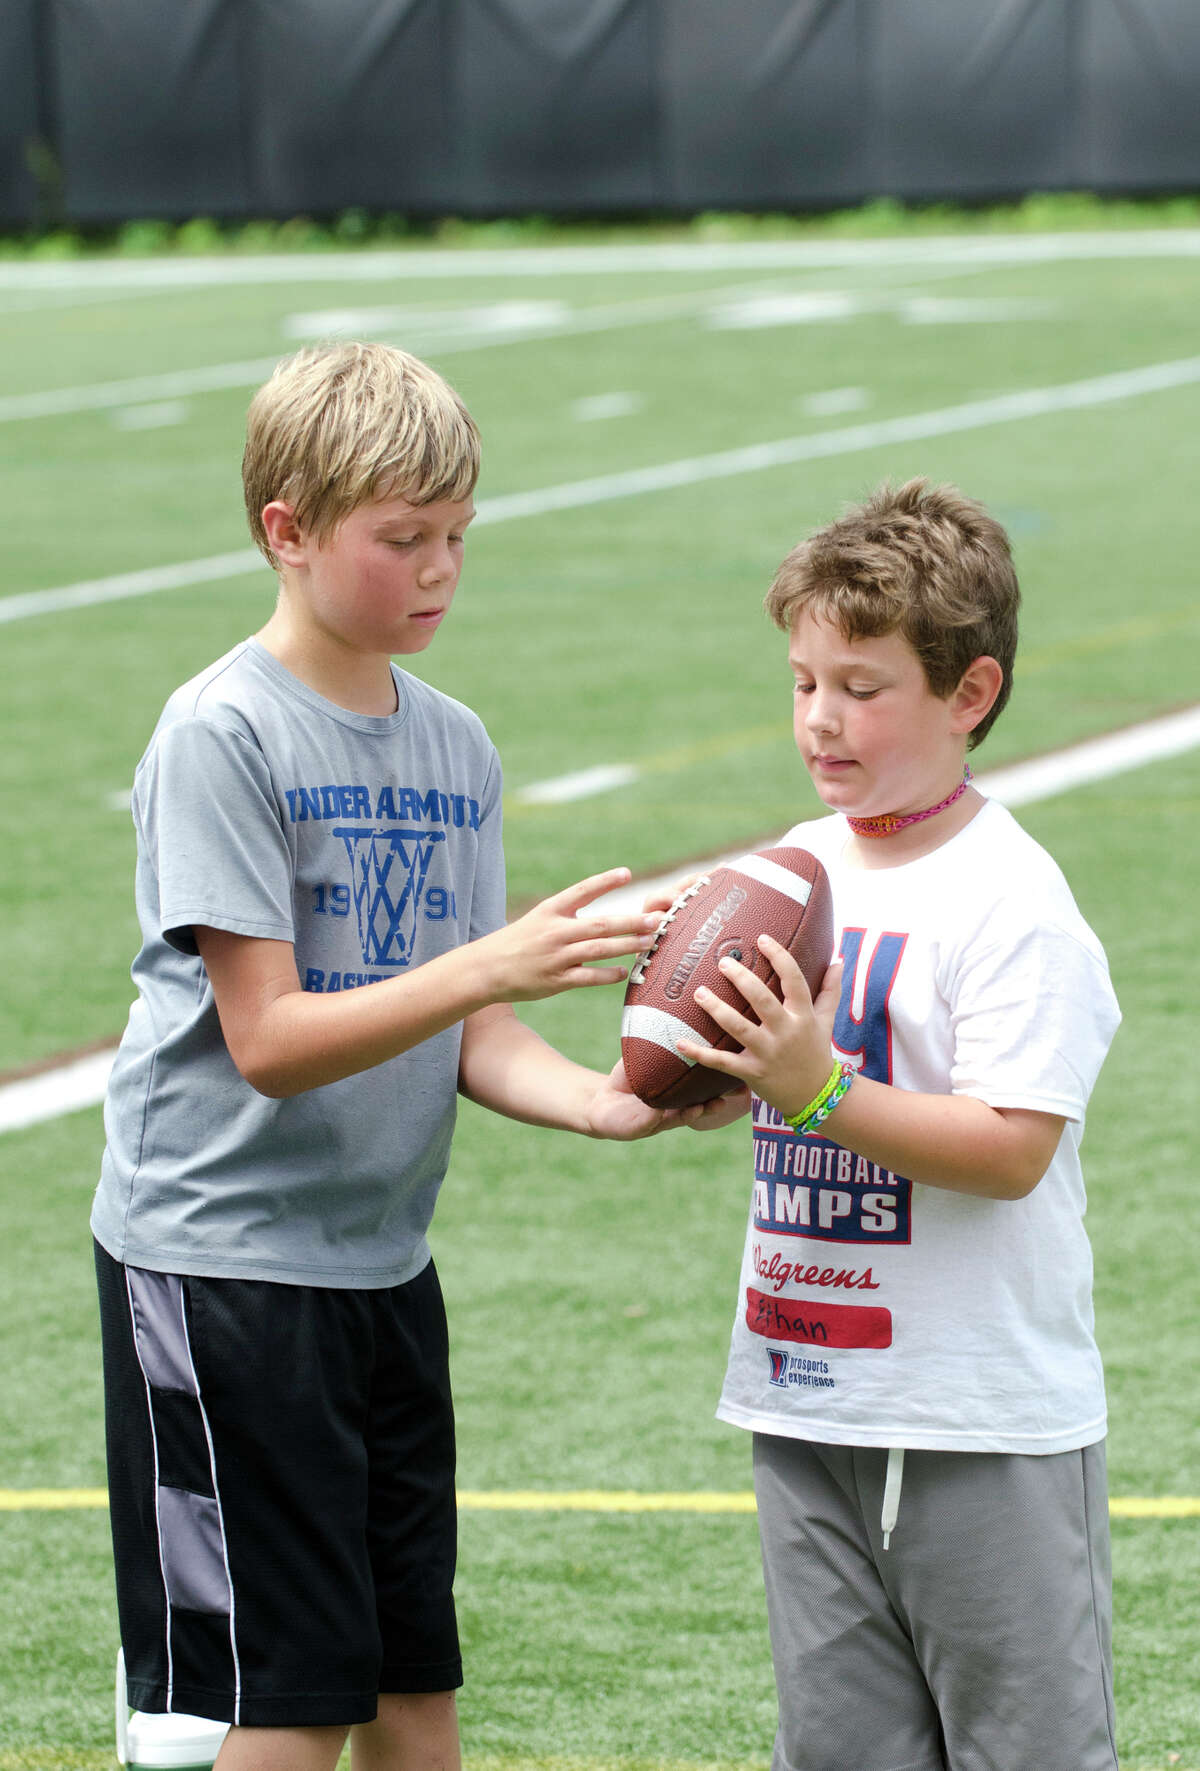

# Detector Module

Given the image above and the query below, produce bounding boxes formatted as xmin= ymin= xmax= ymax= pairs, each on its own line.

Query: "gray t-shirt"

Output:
xmin=91 ymin=638 xmax=506 ymax=1287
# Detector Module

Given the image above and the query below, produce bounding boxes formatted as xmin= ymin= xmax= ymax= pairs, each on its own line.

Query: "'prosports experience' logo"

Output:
xmin=765 ymin=1348 xmax=838 ymax=1390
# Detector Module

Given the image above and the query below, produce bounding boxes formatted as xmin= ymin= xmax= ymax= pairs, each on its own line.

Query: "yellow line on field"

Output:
xmin=0 ymin=1488 xmax=109 ymax=1510
xmin=2 ymin=1488 xmax=1199 ymax=1517
xmin=457 ymin=1490 xmax=758 ymax=1513
xmin=504 ymin=721 xmax=789 ymax=818
xmin=1019 ymin=603 xmax=1200 ymax=672
xmin=630 ymin=724 xmax=789 ymax=779
xmin=1108 ymin=1495 xmax=1200 ymax=1518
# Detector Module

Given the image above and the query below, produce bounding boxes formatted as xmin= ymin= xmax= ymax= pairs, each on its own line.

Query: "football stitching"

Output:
xmin=626 ymin=872 xmax=712 ymax=989
xmin=621 ymin=849 xmax=829 ymax=1109
xmin=629 ymin=889 xmax=807 ymax=1070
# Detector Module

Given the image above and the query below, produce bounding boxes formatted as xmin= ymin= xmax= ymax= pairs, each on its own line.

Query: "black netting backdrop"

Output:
xmin=6 ymin=0 xmax=1200 ymax=225
xmin=1 ymin=0 xmax=41 ymax=225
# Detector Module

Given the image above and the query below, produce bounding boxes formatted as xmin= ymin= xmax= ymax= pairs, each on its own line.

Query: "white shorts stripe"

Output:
xmin=175 ymin=1283 xmax=242 ymax=1724
xmin=125 ymin=1267 xmax=241 ymax=1721
xmin=123 ymin=1269 xmax=174 ymax=1710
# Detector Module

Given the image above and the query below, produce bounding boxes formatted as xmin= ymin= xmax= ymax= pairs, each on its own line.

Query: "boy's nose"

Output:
xmin=804 ymin=691 xmax=839 ymax=736
xmin=419 ymin=545 xmax=456 ymax=586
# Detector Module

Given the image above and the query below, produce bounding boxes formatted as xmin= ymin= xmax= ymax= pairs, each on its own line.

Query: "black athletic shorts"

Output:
xmin=95 ymin=1241 xmax=462 ymax=1728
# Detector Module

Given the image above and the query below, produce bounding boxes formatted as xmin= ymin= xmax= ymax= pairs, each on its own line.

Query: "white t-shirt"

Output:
xmin=716 ymin=799 xmax=1121 ymax=1454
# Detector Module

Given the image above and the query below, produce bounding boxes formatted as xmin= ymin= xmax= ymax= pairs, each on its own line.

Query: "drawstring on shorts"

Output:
xmin=881 ymin=1446 xmax=905 ymax=1549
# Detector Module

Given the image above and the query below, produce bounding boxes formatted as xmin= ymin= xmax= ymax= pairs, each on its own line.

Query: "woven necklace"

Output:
xmin=846 ymin=765 xmax=973 ymax=839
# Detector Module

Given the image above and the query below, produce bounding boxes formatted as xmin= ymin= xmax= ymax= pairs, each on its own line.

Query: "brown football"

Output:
xmin=620 ymin=846 xmax=834 ymax=1109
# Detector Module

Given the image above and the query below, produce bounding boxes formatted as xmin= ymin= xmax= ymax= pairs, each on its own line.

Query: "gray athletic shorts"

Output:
xmin=753 ymin=1433 xmax=1117 ymax=1771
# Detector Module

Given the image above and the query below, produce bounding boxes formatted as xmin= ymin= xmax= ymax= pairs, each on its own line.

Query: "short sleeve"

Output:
xmin=948 ymin=916 xmax=1121 ymax=1120
xmin=135 ymin=718 xmax=296 ymax=955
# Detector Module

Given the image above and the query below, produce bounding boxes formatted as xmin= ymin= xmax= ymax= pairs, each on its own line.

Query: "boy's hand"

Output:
xmin=480 ymin=868 xmax=662 ymax=1003
xmin=583 ymin=1061 xmax=753 ymax=1139
xmin=678 ymin=1084 xmax=754 ymax=1130
xmin=674 ymin=935 xmax=844 ymax=1121
xmin=584 ymin=1061 xmax=674 ymax=1139
xmin=641 ymin=872 xmax=706 ymax=917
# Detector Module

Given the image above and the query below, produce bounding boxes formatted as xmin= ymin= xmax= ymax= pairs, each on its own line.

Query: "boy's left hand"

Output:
xmin=675 ymin=935 xmax=844 ymax=1122
xmin=585 ymin=1061 xmax=752 ymax=1140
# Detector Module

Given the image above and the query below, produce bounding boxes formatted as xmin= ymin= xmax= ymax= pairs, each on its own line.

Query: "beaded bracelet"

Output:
xmin=784 ymin=1061 xmax=857 ymax=1136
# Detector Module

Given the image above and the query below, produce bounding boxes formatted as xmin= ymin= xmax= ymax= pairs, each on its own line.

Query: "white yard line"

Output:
xmin=0 ymin=550 xmax=264 ymax=623
xmin=0 ymin=356 xmax=285 ymax=423
xmin=0 ymin=268 xmax=1000 ymax=424
xmin=0 ymin=1051 xmax=118 ymax=1138
xmin=2 ymin=706 xmax=1197 ymax=1136
xmin=111 ymin=399 xmax=191 ymax=430
xmin=1 ymin=226 xmax=1197 ymax=422
xmin=515 ymin=763 xmax=640 ymax=805
xmin=7 ymin=351 xmax=1200 ymax=626
xmin=592 ymin=706 xmax=1200 ymax=921
xmin=964 ymin=705 xmax=1200 ymax=805
xmin=0 ymin=293 xmax=711 ymax=420
xmin=1 ymin=230 xmax=1200 ymax=295
xmin=472 ymin=355 xmax=1200 ymax=523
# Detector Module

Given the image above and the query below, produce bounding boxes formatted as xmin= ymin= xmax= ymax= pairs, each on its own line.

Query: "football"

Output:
xmin=620 ymin=846 xmax=834 ymax=1109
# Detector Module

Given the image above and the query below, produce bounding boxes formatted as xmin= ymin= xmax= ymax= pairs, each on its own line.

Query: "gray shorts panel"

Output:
xmin=753 ymin=1435 xmax=1117 ymax=1771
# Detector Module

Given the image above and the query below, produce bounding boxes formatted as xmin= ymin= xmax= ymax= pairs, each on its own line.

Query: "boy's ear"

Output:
xmin=951 ymin=656 xmax=1004 ymax=735
xmin=261 ymin=501 xmax=308 ymax=565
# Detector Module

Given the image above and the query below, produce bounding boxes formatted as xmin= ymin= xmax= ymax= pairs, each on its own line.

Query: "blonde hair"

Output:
xmin=765 ymin=478 xmax=1020 ymax=748
xmin=243 ymin=342 xmax=480 ymax=565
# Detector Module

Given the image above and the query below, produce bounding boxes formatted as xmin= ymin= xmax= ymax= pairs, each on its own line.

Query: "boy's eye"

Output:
xmin=848 ymin=687 xmax=881 ymax=700
xmin=793 ymin=680 xmax=814 ymax=695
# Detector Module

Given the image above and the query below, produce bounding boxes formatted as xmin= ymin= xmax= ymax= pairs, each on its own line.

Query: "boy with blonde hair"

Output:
xmin=672 ymin=480 xmax=1121 ymax=1770
xmin=93 ymin=343 xmax=740 ymax=1771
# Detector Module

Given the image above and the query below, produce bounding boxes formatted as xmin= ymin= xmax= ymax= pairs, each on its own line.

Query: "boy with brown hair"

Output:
xmin=674 ymin=480 xmax=1121 ymax=1770
xmin=92 ymin=342 xmax=741 ymax=1771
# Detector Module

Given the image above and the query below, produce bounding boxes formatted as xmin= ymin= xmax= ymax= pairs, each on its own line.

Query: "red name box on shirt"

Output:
xmin=746 ymin=1288 xmax=893 ymax=1349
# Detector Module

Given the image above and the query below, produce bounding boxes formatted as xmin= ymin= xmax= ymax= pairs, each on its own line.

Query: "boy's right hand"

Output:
xmin=480 ymin=868 xmax=663 ymax=1002
xmin=641 ymin=872 xmax=707 ymax=917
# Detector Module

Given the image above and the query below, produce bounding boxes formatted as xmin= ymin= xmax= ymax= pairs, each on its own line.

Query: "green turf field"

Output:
xmin=1 ymin=220 xmax=1198 ymax=1768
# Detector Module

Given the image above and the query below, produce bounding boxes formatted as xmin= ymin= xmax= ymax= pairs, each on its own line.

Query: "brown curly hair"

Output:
xmin=765 ymin=478 xmax=1020 ymax=748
